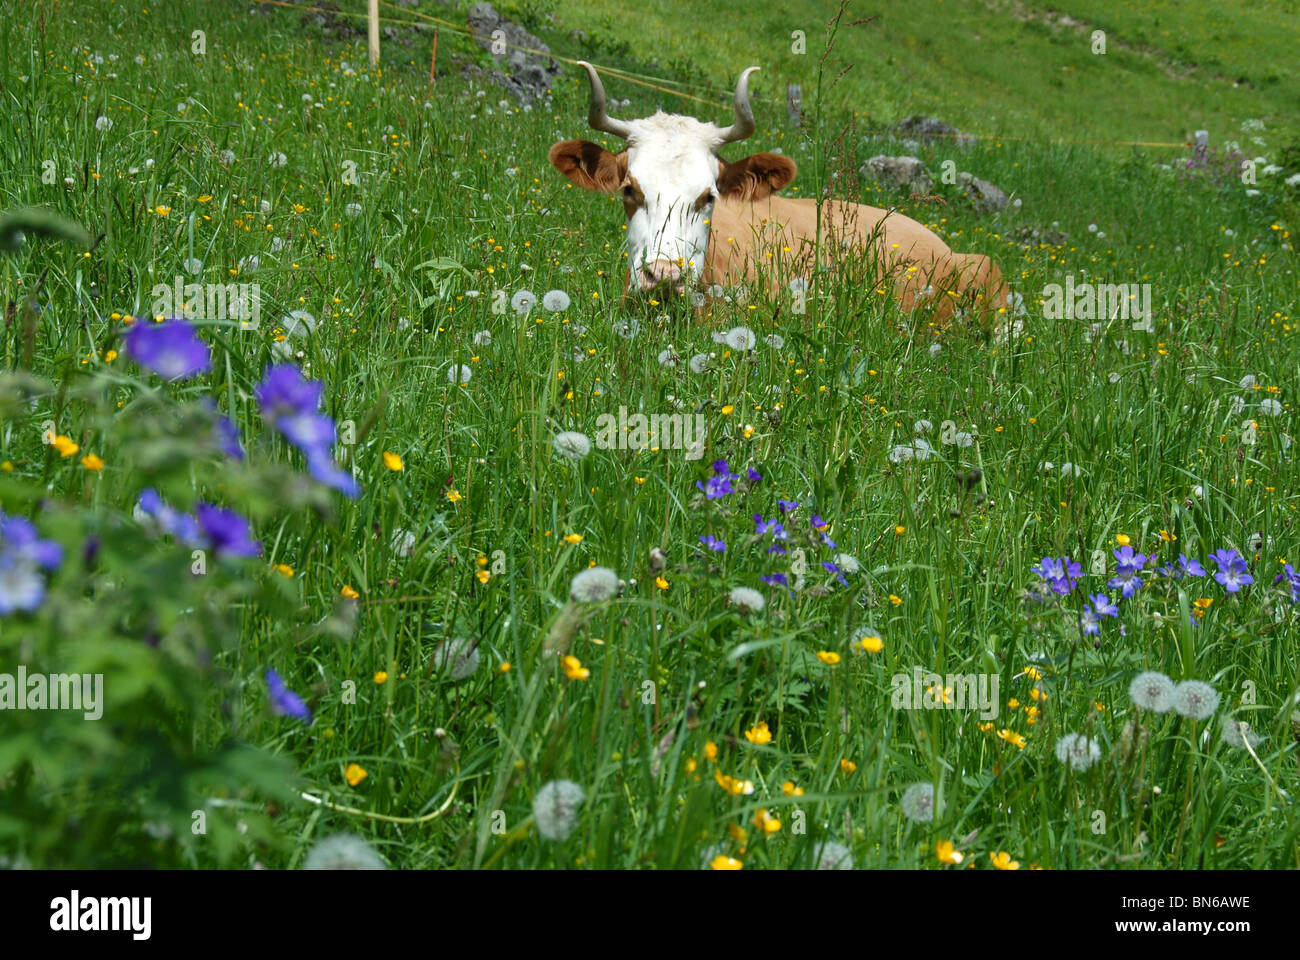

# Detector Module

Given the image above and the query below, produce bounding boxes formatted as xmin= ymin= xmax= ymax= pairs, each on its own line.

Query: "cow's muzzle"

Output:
xmin=639 ymin=260 xmax=687 ymax=297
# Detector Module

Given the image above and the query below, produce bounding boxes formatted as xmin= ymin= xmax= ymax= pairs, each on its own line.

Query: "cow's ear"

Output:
xmin=549 ymin=140 xmax=628 ymax=193
xmin=717 ymin=153 xmax=798 ymax=200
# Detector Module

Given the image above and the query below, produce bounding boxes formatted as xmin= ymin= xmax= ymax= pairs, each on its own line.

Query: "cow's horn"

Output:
xmin=577 ymin=61 xmax=633 ymax=139
xmin=717 ymin=67 xmax=759 ymax=144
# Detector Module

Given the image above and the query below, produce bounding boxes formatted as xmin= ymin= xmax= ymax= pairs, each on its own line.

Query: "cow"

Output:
xmin=548 ymin=61 xmax=1010 ymax=326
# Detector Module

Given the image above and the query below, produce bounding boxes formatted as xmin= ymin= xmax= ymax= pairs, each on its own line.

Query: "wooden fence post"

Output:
xmin=1193 ymin=129 xmax=1208 ymax=167
xmin=368 ymin=0 xmax=380 ymax=68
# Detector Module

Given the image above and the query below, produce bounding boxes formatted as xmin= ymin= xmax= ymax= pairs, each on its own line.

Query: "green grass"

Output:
xmin=0 ymin=0 xmax=1298 ymax=870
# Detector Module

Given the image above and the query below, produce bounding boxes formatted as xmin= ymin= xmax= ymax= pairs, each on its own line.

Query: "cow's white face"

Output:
xmin=620 ymin=115 xmax=724 ymax=293
xmin=549 ymin=62 xmax=796 ymax=297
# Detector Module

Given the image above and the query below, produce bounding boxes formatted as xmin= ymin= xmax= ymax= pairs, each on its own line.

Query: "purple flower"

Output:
xmin=196 ymin=503 xmax=262 ymax=558
xmin=266 ymin=668 xmax=311 ymax=722
xmin=810 ymin=515 xmax=828 ymax=530
xmin=1080 ymin=605 xmax=1101 ymax=636
xmin=822 ymin=560 xmax=848 ymax=587
xmin=699 ymin=534 xmax=727 ymax=552
xmin=1274 ymin=564 xmax=1300 ymax=603
xmin=1178 ymin=554 xmax=1206 ymax=577
xmin=306 ymin=451 xmax=360 ymax=499
xmin=777 ymin=499 xmax=799 ymax=514
xmin=256 ymin=364 xmax=324 ymax=425
xmin=1033 ymin=556 xmax=1082 ymax=595
xmin=697 ymin=472 xmax=737 ymax=499
xmin=747 ymin=467 xmax=762 ymax=484
xmin=0 ymin=514 xmax=63 ymax=570
xmin=137 ymin=489 xmax=202 ymax=545
xmin=125 ymin=319 xmax=212 ymax=380
xmin=1107 ymin=546 xmax=1147 ymax=599
xmin=753 ymin=514 xmax=788 ymax=539
xmin=1090 ymin=593 xmax=1119 ymax=618
xmin=1209 ymin=548 xmax=1253 ymax=593
xmin=712 ymin=459 xmax=730 ymax=475
xmin=761 ymin=572 xmax=788 ymax=587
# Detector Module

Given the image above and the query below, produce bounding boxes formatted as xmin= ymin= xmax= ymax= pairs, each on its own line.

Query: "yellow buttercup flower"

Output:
xmin=272 ymin=563 xmax=293 ymax=578
xmin=1116 ymin=534 xmax=1131 ymax=545
xmin=344 ymin=763 xmax=368 ymax=786
xmin=860 ymin=634 xmax=884 ymax=653
xmin=52 ymin=435 xmax=79 ymax=457
xmin=655 ymin=575 xmax=669 ymax=590
xmin=498 ymin=661 xmax=511 ymax=673
xmin=840 ymin=758 xmax=857 ymax=773
xmin=937 ymin=841 xmax=964 ymax=864
xmin=80 ymin=453 xmax=104 ymax=471
xmin=889 ymin=594 xmax=903 ymax=606
xmin=744 ymin=721 xmax=772 ymax=745
xmin=752 ymin=809 xmax=782 ymax=833
xmin=373 ymin=671 xmax=388 ymax=684
xmin=704 ymin=741 xmax=718 ymax=762
xmin=446 ymin=488 xmax=462 ymax=503
xmin=340 ymin=584 xmax=360 ymax=599
xmin=382 ymin=451 xmax=404 ymax=471
xmin=709 ymin=855 xmax=743 ymax=870
xmin=476 ymin=570 xmax=490 ymax=584
xmin=816 ymin=650 xmax=841 ymax=665
xmin=561 ymin=655 xmax=590 ymax=680
xmin=563 ymin=533 xmax=583 ymax=544
xmin=782 ymin=781 xmax=804 ymax=797
xmin=714 ymin=769 xmax=755 ymax=795
xmin=990 ymin=851 xmax=1020 ymax=871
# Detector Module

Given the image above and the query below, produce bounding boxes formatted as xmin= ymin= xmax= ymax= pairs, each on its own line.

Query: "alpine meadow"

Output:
xmin=3 ymin=0 xmax=1300 ymax=877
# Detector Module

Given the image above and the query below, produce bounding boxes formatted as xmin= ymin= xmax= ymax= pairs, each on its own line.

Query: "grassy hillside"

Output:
xmin=0 ymin=0 xmax=1298 ymax=871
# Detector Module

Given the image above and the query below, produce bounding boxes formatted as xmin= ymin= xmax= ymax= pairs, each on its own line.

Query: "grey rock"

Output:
xmin=862 ymin=155 xmax=934 ymax=194
xmin=957 ymin=172 xmax=1009 ymax=213
xmin=894 ymin=115 xmax=976 ymax=147
xmin=466 ymin=2 xmax=561 ymax=101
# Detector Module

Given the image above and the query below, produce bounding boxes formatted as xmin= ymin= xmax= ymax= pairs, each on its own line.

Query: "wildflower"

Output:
xmin=860 ymin=633 xmax=884 ymax=653
xmin=542 ymin=289 xmax=570 ymax=311
xmin=0 ymin=514 xmax=62 ymax=615
xmin=1179 ymin=554 xmax=1207 ymax=577
xmin=533 ymin=780 xmax=585 ymax=841
xmin=714 ymin=770 xmax=755 ymax=795
xmin=472 ymin=329 xmax=493 ymax=347
xmin=728 ymin=586 xmax=765 ymax=614
xmin=195 ymin=503 xmax=261 ymax=557
xmin=752 ymin=809 xmax=782 ymax=833
xmin=900 ymin=782 xmax=935 ymax=823
xmin=697 ymin=459 xmax=740 ymax=499
xmin=997 ymin=728 xmax=1028 ymax=749
xmin=1031 ymin=556 xmax=1082 ymax=595
xmin=1274 ymin=564 xmax=1300 ymax=603
xmin=1107 ymin=545 xmax=1147 ymax=598
xmin=570 ymin=566 xmax=619 ymax=602
xmin=725 ymin=326 xmax=756 ymax=351
xmin=125 ymin=319 xmax=212 ymax=380
xmin=340 ymin=584 xmax=360 ymax=599
xmin=1219 ymin=717 xmax=1263 ymax=751
xmin=888 ymin=438 xmax=933 ymax=463
xmin=344 ymin=763 xmax=368 ymax=786
xmin=1054 ymin=733 xmax=1101 ymax=771
xmin=135 ymin=489 xmax=201 ymax=545
xmin=447 ymin=364 xmax=472 ymax=384
xmin=51 ymin=435 xmax=79 ymax=457
xmin=812 ymin=841 xmax=853 ymax=869
xmin=511 ymin=289 xmax=537 ymax=314
xmin=1129 ymin=671 xmax=1175 ymax=713
xmin=561 ymin=655 xmax=590 ymax=680
xmin=95 ymin=115 xmax=112 ymax=131
xmin=553 ymin=431 xmax=592 ymax=460
xmin=937 ymin=841 xmax=963 ymax=864
xmin=383 ymin=451 xmax=404 ymax=471
xmin=699 ymin=534 xmax=727 ymax=552
xmin=990 ymin=851 xmax=1020 ymax=871
xmin=265 ymin=668 xmax=311 ymax=722
xmin=302 ymin=834 xmax=386 ymax=870
xmin=834 ymin=553 xmax=860 ymax=574
xmin=816 ymin=650 xmax=841 ymax=665
xmin=255 ymin=364 xmax=358 ymax=498
xmin=782 ymin=781 xmax=804 ymax=796
xmin=1173 ymin=680 xmax=1220 ymax=720
xmin=373 ymin=671 xmax=388 ymax=684
xmin=709 ymin=854 xmax=743 ymax=870
xmin=1209 ymin=549 xmax=1253 ymax=593
xmin=744 ymin=721 xmax=772 ymax=745
xmin=1260 ymin=398 xmax=1282 ymax=417
xmin=434 ymin=638 xmax=481 ymax=680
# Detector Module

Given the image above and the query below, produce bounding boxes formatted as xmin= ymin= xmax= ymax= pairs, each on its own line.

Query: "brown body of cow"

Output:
xmin=549 ymin=62 xmax=1008 ymax=326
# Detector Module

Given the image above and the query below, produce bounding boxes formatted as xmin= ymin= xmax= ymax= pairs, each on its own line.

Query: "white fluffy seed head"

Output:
xmin=728 ymin=586 xmax=765 ymax=614
xmin=553 ymin=431 xmax=592 ymax=460
xmin=570 ymin=566 xmax=619 ymax=602
xmin=532 ymin=779 xmax=585 ymax=841
xmin=900 ymin=782 xmax=935 ymax=823
xmin=1129 ymin=671 xmax=1175 ymax=713
xmin=302 ymin=833 xmax=387 ymax=870
xmin=1173 ymin=680 xmax=1220 ymax=720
